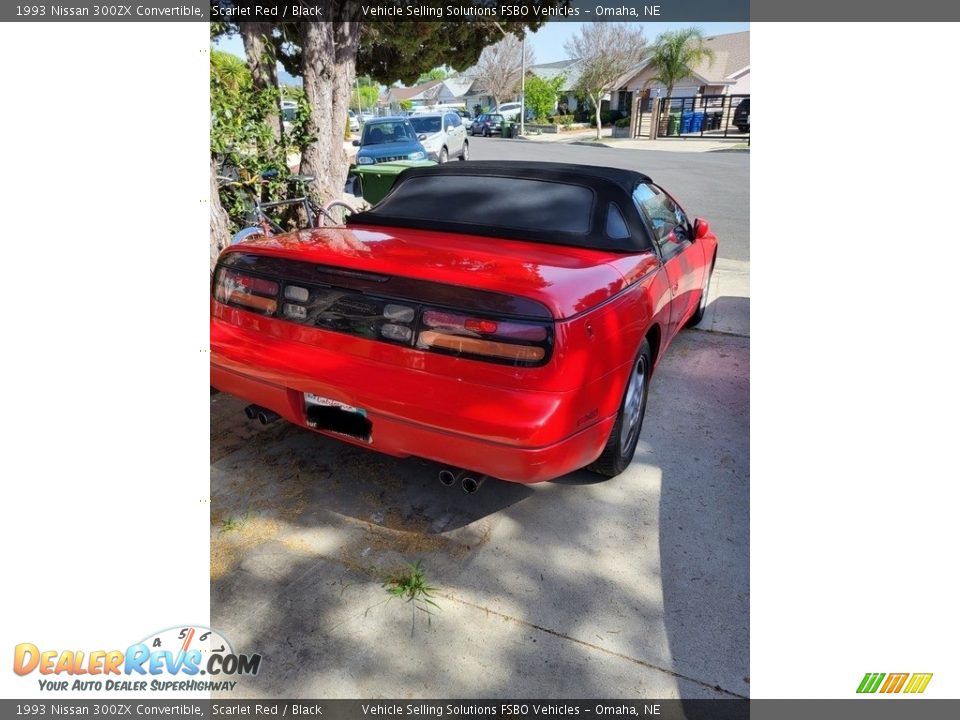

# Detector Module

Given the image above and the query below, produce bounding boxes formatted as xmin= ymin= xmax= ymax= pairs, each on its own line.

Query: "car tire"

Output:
xmin=587 ymin=339 xmax=652 ymax=478
xmin=483 ymin=127 xmax=490 ymax=137
xmin=685 ymin=259 xmax=714 ymax=328
xmin=460 ymin=141 xmax=469 ymax=161
xmin=438 ymin=147 xmax=448 ymax=164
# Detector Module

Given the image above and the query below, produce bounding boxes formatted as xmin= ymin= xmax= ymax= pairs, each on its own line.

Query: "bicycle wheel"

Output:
xmin=320 ymin=200 xmax=356 ymax=226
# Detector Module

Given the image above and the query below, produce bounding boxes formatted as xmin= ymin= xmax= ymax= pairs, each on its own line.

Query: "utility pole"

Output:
xmin=520 ymin=31 xmax=526 ymax=136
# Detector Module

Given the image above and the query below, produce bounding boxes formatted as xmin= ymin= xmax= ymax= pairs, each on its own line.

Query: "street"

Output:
xmin=211 ymin=139 xmax=750 ymax=699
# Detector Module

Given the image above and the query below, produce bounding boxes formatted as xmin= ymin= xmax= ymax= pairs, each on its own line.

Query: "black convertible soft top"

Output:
xmin=347 ymin=161 xmax=655 ymax=252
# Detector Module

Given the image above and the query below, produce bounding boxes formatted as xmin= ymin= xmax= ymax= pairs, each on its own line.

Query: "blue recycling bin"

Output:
xmin=692 ymin=112 xmax=704 ymax=133
xmin=681 ymin=110 xmax=693 ymax=134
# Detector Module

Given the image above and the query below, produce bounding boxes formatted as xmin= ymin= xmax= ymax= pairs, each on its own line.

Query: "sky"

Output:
xmin=214 ymin=21 xmax=749 ymax=82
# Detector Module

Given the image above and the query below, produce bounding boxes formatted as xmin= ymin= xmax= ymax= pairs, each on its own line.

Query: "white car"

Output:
xmin=348 ymin=110 xmax=360 ymax=133
xmin=281 ymin=100 xmax=297 ymax=134
xmin=497 ymin=102 xmax=523 ymax=120
xmin=408 ymin=112 xmax=468 ymax=163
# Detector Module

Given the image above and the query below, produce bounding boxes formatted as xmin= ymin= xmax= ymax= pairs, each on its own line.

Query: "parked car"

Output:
xmin=733 ymin=98 xmax=749 ymax=132
xmin=281 ymin=100 xmax=297 ymax=135
xmin=359 ymin=111 xmax=375 ymax=124
xmin=497 ymin=102 xmax=522 ymax=121
xmin=409 ymin=112 xmax=469 ymax=163
xmin=348 ymin=110 xmax=360 ymax=133
xmin=211 ymin=162 xmax=719 ymax=485
xmin=470 ymin=113 xmax=505 ymax=137
xmin=352 ymin=117 xmax=427 ymax=165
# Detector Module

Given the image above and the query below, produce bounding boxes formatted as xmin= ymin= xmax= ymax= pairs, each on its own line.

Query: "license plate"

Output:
xmin=304 ymin=393 xmax=367 ymax=417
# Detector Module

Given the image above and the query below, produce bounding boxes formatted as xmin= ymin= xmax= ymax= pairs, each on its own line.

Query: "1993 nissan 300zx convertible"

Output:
xmin=211 ymin=162 xmax=718 ymax=484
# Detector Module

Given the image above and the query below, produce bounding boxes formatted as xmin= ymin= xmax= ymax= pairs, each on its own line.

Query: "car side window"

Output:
xmin=632 ymin=183 xmax=690 ymax=255
xmin=605 ymin=203 xmax=630 ymax=240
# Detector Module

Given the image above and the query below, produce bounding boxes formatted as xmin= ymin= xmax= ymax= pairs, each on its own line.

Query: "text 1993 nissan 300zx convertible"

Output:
xmin=211 ymin=162 xmax=718 ymax=485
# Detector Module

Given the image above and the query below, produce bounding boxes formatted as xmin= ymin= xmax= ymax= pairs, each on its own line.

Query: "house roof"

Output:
xmin=386 ymin=80 xmax=443 ymax=102
xmin=689 ymin=30 xmax=750 ymax=84
xmin=529 ymin=59 xmax=582 ymax=90
xmin=441 ymin=77 xmax=474 ymax=98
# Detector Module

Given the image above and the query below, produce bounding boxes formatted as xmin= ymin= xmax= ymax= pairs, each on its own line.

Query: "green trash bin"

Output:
xmin=667 ymin=113 xmax=681 ymax=136
xmin=350 ymin=160 xmax=436 ymax=206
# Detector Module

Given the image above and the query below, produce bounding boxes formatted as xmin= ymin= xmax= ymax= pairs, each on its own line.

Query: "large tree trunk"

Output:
xmin=241 ymin=21 xmax=281 ymax=145
xmin=210 ymin=158 xmax=231 ymax=272
xmin=298 ymin=12 xmax=361 ymax=205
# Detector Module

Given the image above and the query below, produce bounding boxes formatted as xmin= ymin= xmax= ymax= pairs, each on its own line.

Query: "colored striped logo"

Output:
xmin=857 ymin=672 xmax=933 ymax=694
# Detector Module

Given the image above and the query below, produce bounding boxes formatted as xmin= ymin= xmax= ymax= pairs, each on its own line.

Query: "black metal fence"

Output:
xmin=637 ymin=94 xmax=750 ymax=139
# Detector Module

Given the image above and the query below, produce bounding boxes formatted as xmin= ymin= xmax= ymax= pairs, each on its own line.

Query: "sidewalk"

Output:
xmin=516 ymin=128 xmax=748 ymax=153
xmin=700 ymin=258 xmax=750 ymax=337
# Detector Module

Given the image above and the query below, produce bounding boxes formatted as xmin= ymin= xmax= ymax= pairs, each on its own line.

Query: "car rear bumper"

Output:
xmin=211 ymin=318 xmax=615 ymax=483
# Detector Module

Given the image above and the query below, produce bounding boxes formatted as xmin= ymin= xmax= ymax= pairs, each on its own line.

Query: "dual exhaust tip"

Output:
xmin=244 ymin=404 xmax=280 ymax=425
xmin=242 ymin=405 xmax=486 ymax=492
xmin=438 ymin=468 xmax=488 ymax=494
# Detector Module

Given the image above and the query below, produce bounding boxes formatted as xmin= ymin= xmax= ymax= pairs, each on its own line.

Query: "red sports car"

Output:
xmin=211 ymin=162 xmax=718 ymax=487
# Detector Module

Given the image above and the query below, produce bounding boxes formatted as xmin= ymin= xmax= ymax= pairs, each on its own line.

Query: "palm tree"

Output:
xmin=648 ymin=28 xmax=715 ymax=100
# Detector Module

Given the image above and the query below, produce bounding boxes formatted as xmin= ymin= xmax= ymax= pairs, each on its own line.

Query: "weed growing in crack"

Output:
xmin=382 ymin=560 xmax=440 ymax=636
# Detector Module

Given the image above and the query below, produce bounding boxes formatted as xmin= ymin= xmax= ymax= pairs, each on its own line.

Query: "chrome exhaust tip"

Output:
xmin=461 ymin=474 xmax=488 ymax=494
xmin=245 ymin=404 xmax=280 ymax=425
xmin=439 ymin=468 xmax=465 ymax=487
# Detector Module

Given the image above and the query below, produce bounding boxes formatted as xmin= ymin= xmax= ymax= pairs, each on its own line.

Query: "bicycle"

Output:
xmin=216 ymin=170 xmax=360 ymax=246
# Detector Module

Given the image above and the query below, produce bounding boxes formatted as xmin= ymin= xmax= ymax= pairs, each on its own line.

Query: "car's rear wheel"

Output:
xmin=460 ymin=141 xmax=469 ymax=161
xmin=483 ymin=127 xmax=491 ymax=137
xmin=685 ymin=261 xmax=714 ymax=328
xmin=438 ymin=147 xmax=448 ymax=164
xmin=588 ymin=339 xmax=652 ymax=478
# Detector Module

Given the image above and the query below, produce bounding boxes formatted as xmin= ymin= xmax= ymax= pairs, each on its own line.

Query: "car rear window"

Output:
xmin=367 ymin=174 xmax=595 ymax=234
xmin=410 ymin=116 xmax=441 ymax=133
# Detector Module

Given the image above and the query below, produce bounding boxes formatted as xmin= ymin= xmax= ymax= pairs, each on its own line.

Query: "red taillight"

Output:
xmin=418 ymin=308 xmax=550 ymax=364
xmin=464 ymin=318 xmax=498 ymax=334
xmin=214 ymin=268 xmax=279 ymax=315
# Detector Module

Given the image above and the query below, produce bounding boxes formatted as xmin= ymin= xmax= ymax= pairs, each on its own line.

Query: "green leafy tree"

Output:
xmin=354 ymin=84 xmax=380 ymax=112
xmin=565 ymin=23 xmax=647 ymax=139
xmin=647 ymin=27 xmax=715 ymax=100
xmin=525 ymin=73 xmax=566 ymax=124
xmin=416 ymin=67 xmax=450 ymax=84
xmin=210 ymin=51 xmax=297 ymax=245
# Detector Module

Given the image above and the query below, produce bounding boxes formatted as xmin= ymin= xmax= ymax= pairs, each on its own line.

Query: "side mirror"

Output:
xmin=417 ymin=134 xmax=427 ymax=141
xmin=694 ymin=218 xmax=710 ymax=240
xmin=352 ymin=139 xmax=360 ymax=147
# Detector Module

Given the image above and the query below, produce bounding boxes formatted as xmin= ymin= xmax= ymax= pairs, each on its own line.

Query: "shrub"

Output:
xmin=614 ymin=116 xmax=631 ymax=128
xmin=600 ymin=110 xmax=623 ymax=126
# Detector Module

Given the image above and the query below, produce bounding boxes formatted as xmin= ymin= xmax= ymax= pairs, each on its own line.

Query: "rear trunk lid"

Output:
xmin=223 ymin=224 xmax=631 ymax=319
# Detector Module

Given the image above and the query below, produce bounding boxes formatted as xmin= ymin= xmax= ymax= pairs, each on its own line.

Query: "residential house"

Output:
xmin=616 ymin=30 xmax=750 ymax=112
xmin=381 ymin=77 xmax=478 ymax=113
xmin=382 ymin=80 xmax=444 ymax=110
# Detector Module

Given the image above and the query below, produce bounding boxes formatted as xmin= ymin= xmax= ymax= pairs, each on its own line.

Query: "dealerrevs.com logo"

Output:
xmin=857 ymin=672 xmax=933 ymax=694
xmin=13 ymin=626 xmax=261 ymax=692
